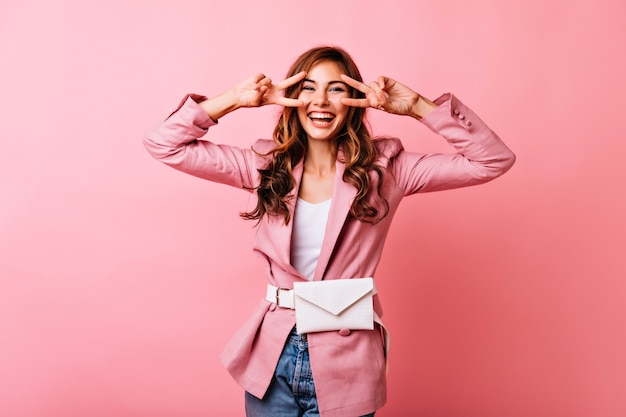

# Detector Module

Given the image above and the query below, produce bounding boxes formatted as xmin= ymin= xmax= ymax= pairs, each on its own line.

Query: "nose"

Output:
xmin=312 ymin=89 xmax=329 ymax=106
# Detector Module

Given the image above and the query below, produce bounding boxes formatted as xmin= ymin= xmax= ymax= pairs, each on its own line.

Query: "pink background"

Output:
xmin=1 ymin=1 xmax=625 ymax=416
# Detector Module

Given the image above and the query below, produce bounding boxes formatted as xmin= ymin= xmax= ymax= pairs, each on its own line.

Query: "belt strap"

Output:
xmin=266 ymin=284 xmax=295 ymax=309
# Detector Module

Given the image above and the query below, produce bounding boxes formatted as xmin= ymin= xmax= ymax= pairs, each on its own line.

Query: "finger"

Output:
xmin=379 ymin=76 xmax=393 ymax=99
xmin=276 ymin=97 xmax=305 ymax=107
xmin=340 ymin=97 xmax=371 ymax=108
xmin=275 ymin=71 xmax=307 ymax=90
xmin=369 ymin=80 xmax=384 ymax=96
xmin=252 ymin=73 xmax=266 ymax=83
xmin=377 ymin=75 xmax=388 ymax=90
xmin=369 ymin=81 xmax=389 ymax=107
xmin=258 ymin=77 xmax=272 ymax=87
xmin=340 ymin=74 xmax=370 ymax=94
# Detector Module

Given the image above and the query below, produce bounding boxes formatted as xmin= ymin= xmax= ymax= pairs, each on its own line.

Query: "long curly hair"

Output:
xmin=241 ymin=46 xmax=389 ymax=225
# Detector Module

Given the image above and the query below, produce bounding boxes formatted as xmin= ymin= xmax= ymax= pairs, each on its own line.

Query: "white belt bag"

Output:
xmin=267 ymin=277 xmax=380 ymax=334
xmin=294 ymin=277 xmax=375 ymax=334
xmin=266 ymin=277 xmax=390 ymax=368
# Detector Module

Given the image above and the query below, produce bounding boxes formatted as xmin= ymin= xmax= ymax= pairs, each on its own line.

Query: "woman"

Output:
xmin=144 ymin=46 xmax=515 ymax=417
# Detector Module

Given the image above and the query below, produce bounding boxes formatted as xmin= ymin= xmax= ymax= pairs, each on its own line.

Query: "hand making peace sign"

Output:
xmin=232 ymin=71 xmax=307 ymax=108
xmin=340 ymin=74 xmax=435 ymax=119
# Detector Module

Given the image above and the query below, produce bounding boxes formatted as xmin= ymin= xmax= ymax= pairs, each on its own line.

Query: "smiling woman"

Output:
xmin=143 ymin=45 xmax=515 ymax=417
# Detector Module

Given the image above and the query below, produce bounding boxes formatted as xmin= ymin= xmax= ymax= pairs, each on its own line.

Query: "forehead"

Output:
xmin=305 ymin=60 xmax=344 ymax=81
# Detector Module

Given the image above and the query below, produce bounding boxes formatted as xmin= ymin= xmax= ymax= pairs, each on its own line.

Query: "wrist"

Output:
xmin=409 ymin=95 xmax=437 ymax=120
xmin=200 ymin=89 xmax=241 ymax=121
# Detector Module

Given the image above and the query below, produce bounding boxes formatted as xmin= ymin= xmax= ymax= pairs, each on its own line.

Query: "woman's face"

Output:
xmin=297 ymin=60 xmax=351 ymax=143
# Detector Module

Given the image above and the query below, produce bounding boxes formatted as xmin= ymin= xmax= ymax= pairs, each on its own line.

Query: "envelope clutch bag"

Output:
xmin=293 ymin=277 xmax=375 ymax=335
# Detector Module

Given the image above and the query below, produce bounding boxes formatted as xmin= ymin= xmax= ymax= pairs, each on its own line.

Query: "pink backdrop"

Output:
xmin=1 ymin=1 xmax=625 ymax=416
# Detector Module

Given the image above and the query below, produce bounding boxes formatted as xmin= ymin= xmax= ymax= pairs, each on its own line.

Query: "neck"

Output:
xmin=304 ymin=140 xmax=337 ymax=176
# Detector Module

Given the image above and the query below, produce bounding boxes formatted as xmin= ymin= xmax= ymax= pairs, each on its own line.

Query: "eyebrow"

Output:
xmin=302 ymin=78 xmax=348 ymax=87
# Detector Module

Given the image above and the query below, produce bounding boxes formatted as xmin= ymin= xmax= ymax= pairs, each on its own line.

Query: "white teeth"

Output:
xmin=309 ymin=112 xmax=335 ymax=120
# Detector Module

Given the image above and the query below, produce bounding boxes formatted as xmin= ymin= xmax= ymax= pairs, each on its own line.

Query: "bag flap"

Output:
xmin=294 ymin=277 xmax=374 ymax=316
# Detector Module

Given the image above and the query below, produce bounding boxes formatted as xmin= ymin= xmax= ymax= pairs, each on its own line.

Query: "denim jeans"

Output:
xmin=245 ymin=328 xmax=375 ymax=417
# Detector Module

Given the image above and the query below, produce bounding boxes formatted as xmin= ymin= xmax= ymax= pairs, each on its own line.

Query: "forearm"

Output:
xmin=198 ymin=88 xmax=241 ymax=121
xmin=420 ymin=93 xmax=516 ymax=174
xmin=144 ymin=95 xmax=216 ymax=159
xmin=143 ymin=95 xmax=261 ymax=189
xmin=408 ymin=95 xmax=438 ymax=120
xmin=395 ymin=94 xmax=515 ymax=195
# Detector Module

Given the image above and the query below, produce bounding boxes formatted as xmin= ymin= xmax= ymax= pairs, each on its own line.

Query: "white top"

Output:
xmin=291 ymin=198 xmax=332 ymax=280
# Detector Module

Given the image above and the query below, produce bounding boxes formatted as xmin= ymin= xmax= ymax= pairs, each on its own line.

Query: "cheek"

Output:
xmin=330 ymin=98 xmax=349 ymax=117
xmin=297 ymin=91 xmax=312 ymax=105
xmin=297 ymin=108 xmax=308 ymax=123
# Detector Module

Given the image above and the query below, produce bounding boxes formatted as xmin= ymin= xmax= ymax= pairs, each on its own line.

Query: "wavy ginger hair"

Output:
xmin=241 ymin=46 xmax=389 ymax=225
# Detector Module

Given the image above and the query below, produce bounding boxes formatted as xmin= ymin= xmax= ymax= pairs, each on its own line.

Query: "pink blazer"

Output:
xmin=144 ymin=93 xmax=515 ymax=417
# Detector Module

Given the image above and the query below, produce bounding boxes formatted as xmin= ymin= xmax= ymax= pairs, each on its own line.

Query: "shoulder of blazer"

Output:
xmin=372 ymin=136 xmax=404 ymax=165
xmin=246 ymin=139 xmax=277 ymax=168
xmin=251 ymin=139 xmax=276 ymax=153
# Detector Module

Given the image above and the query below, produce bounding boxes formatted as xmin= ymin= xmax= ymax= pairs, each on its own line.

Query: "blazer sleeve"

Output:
xmin=392 ymin=93 xmax=516 ymax=195
xmin=143 ymin=94 xmax=266 ymax=190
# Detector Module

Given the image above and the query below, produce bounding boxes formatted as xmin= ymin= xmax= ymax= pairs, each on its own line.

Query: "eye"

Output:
xmin=301 ymin=85 xmax=315 ymax=91
xmin=330 ymin=86 xmax=346 ymax=93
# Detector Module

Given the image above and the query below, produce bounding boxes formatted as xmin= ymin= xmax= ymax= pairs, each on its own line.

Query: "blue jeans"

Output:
xmin=245 ymin=328 xmax=375 ymax=417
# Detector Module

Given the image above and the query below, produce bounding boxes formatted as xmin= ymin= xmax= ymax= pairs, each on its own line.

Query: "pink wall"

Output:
xmin=1 ymin=1 xmax=625 ymax=416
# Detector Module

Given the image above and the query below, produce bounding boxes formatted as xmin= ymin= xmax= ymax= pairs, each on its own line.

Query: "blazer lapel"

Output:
xmin=260 ymin=161 xmax=304 ymax=279
xmin=312 ymin=155 xmax=357 ymax=281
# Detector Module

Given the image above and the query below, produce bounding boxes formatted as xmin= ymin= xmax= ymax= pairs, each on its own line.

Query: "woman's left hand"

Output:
xmin=340 ymin=74 xmax=435 ymax=119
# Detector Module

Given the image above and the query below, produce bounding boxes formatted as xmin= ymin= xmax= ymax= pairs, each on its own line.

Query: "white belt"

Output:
xmin=266 ymin=284 xmax=295 ymax=309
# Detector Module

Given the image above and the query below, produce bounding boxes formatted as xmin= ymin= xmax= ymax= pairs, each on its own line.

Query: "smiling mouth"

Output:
xmin=308 ymin=112 xmax=335 ymax=126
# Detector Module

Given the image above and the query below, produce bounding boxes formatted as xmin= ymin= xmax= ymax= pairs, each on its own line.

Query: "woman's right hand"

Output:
xmin=200 ymin=71 xmax=306 ymax=120
xmin=233 ymin=72 xmax=306 ymax=108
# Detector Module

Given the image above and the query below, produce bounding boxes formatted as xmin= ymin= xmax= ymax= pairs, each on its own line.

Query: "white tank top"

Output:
xmin=291 ymin=198 xmax=332 ymax=280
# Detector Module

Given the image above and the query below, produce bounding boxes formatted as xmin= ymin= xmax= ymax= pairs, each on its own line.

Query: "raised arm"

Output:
xmin=340 ymin=73 xmax=515 ymax=193
xmin=143 ymin=72 xmax=306 ymax=189
xmin=394 ymin=93 xmax=516 ymax=195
